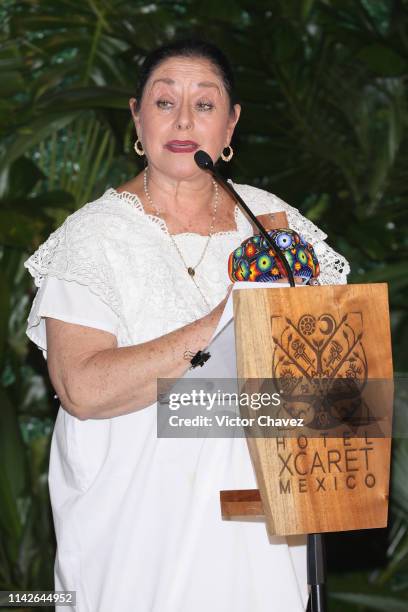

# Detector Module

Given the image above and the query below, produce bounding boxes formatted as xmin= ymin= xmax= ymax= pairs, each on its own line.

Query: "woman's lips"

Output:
xmin=164 ymin=140 xmax=199 ymax=153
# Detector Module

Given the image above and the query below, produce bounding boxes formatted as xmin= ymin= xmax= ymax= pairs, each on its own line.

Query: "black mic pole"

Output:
xmin=194 ymin=150 xmax=327 ymax=612
xmin=194 ymin=150 xmax=295 ymax=288
xmin=307 ymin=533 xmax=327 ymax=612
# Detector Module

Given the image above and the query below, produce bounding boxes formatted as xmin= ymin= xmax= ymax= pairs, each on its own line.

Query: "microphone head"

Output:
xmin=194 ymin=150 xmax=214 ymax=171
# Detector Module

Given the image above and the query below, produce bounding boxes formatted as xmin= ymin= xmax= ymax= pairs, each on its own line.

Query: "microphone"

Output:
xmin=194 ymin=150 xmax=295 ymax=287
xmin=194 ymin=150 xmax=214 ymax=171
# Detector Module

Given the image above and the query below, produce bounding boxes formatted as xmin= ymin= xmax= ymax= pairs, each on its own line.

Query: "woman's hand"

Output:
xmin=182 ymin=284 xmax=232 ymax=360
xmin=202 ymin=284 xmax=233 ymax=331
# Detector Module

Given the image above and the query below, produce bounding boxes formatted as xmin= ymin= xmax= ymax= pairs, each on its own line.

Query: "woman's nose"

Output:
xmin=175 ymin=101 xmax=193 ymax=130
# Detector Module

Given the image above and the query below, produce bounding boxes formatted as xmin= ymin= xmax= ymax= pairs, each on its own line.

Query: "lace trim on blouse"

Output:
xmin=104 ymin=186 xmax=245 ymax=239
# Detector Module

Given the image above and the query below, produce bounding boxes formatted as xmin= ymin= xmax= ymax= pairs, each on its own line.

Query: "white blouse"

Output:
xmin=25 ymin=182 xmax=350 ymax=612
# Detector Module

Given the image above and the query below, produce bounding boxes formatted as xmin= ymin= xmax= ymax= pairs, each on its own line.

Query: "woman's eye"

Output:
xmin=156 ymin=99 xmax=173 ymax=109
xmin=196 ymin=101 xmax=214 ymax=111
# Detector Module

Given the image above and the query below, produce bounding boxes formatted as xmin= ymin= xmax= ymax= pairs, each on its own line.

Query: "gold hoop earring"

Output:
xmin=134 ymin=139 xmax=145 ymax=156
xmin=221 ymin=145 xmax=233 ymax=162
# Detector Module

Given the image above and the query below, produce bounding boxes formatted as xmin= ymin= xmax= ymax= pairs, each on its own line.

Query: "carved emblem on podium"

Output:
xmin=271 ymin=312 xmax=368 ymax=429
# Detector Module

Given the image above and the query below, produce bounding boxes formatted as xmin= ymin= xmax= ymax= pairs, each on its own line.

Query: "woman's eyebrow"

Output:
xmin=147 ymin=78 xmax=175 ymax=97
xmin=151 ymin=78 xmax=175 ymax=88
xmin=197 ymin=81 xmax=221 ymax=94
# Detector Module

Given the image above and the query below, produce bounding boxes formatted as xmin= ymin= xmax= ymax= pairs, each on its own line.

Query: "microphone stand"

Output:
xmin=194 ymin=151 xmax=295 ymax=287
xmin=194 ymin=151 xmax=327 ymax=612
xmin=307 ymin=533 xmax=327 ymax=612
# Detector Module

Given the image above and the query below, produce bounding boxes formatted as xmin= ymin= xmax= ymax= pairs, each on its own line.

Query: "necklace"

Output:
xmin=143 ymin=167 xmax=218 ymax=311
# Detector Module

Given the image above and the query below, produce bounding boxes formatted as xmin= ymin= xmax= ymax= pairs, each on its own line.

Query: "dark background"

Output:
xmin=0 ymin=1 xmax=407 ymax=610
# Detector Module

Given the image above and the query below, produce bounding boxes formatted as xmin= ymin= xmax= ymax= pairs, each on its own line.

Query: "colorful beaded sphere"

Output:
xmin=228 ymin=229 xmax=320 ymax=283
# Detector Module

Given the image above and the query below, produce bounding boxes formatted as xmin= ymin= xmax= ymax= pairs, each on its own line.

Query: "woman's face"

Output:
xmin=130 ymin=56 xmax=241 ymax=180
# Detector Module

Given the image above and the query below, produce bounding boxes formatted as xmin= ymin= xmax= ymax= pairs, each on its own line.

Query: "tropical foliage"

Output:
xmin=0 ymin=1 xmax=407 ymax=610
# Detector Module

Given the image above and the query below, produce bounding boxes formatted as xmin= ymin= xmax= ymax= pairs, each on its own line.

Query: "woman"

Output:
xmin=25 ymin=39 xmax=349 ymax=611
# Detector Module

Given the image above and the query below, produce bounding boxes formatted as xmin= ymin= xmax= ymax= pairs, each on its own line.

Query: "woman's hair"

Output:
xmin=136 ymin=38 xmax=238 ymax=112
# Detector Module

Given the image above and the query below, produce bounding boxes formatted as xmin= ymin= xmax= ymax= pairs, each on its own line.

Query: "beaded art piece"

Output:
xmin=228 ymin=229 xmax=320 ymax=284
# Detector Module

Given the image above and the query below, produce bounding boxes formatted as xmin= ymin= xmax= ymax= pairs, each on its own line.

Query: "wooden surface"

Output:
xmin=232 ymin=283 xmax=393 ymax=536
xmin=250 ymin=212 xmax=289 ymax=234
xmin=220 ymin=490 xmax=264 ymax=519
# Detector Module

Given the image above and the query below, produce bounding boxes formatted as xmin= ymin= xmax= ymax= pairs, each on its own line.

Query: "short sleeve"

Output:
xmin=26 ymin=276 xmax=119 ymax=360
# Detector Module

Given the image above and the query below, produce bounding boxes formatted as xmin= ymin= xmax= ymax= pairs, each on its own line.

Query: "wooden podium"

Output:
xmin=219 ymin=283 xmax=393 ymax=609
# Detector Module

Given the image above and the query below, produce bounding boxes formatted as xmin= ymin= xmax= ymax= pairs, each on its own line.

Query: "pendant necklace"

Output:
xmin=143 ymin=167 xmax=218 ymax=311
